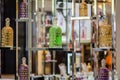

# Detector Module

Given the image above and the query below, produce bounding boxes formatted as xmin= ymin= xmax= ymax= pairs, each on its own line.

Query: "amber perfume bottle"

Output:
xmin=79 ymin=0 xmax=88 ymax=16
xmin=19 ymin=0 xmax=27 ymax=18
xmin=99 ymin=18 xmax=112 ymax=48
xmin=1 ymin=18 xmax=13 ymax=47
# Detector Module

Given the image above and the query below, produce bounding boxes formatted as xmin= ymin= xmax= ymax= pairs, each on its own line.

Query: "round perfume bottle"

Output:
xmin=1 ymin=18 xmax=13 ymax=47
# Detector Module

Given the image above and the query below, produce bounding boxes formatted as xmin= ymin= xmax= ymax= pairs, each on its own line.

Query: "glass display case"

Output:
xmin=16 ymin=0 xmax=69 ymax=79
xmin=15 ymin=0 xmax=116 ymax=80
xmin=92 ymin=0 xmax=116 ymax=80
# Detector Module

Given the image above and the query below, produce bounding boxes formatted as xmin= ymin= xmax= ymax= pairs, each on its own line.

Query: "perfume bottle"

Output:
xmin=98 ymin=59 xmax=109 ymax=80
xmin=79 ymin=0 xmax=88 ymax=16
xmin=19 ymin=0 xmax=27 ymax=18
xmin=56 ymin=26 xmax=62 ymax=47
xmin=99 ymin=17 xmax=112 ymax=48
xmin=44 ymin=50 xmax=51 ymax=75
xmin=1 ymin=18 xmax=13 ymax=47
xmin=58 ymin=63 xmax=67 ymax=77
xmin=49 ymin=25 xmax=56 ymax=47
xmin=49 ymin=17 xmax=62 ymax=47
xmin=19 ymin=57 xmax=28 ymax=80
xmin=45 ymin=51 xmax=51 ymax=61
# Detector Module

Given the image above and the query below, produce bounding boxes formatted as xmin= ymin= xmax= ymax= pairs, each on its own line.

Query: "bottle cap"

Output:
xmin=5 ymin=18 xmax=10 ymax=26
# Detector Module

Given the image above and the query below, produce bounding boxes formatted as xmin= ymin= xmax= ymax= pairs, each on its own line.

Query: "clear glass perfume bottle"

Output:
xmin=79 ymin=0 xmax=88 ymax=16
xmin=1 ymin=18 xmax=13 ymax=47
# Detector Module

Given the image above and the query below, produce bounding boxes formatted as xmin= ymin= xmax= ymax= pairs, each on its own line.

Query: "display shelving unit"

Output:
xmin=15 ymin=0 xmax=70 ymax=80
xmin=71 ymin=0 xmax=116 ymax=80
xmin=70 ymin=0 xmax=93 ymax=79
xmin=92 ymin=0 xmax=116 ymax=80
xmin=29 ymin=0 xmax=70 ymax=79
xmin=16 ymin=0 xmax=33 ymax=79
xmin=15 ymin=0 xmax=116 ymax=80
xmin=0 ymin=1 xmax=18 ymax=78
xmin=0 ymin=1 xmax=20 ymax=78
xmin=15 ymin=0 xmax=92 ymax=80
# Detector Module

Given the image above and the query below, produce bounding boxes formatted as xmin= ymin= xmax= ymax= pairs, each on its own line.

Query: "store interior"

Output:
xmin=0 ymin=0 xmax=118 ymax=80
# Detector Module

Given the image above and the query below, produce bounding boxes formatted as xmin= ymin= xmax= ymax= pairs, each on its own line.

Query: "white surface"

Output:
xmin=0 ymin=79 xmax=14 ymax=80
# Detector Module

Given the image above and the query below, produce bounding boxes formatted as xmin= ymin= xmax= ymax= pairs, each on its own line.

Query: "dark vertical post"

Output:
xmin=0 ymin=0 xmax=1 ymax=78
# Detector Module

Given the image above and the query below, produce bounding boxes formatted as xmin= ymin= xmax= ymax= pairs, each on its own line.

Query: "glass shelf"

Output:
xmin=43 ymin=74 xmax=55 ymax=77
xmin=97 ymin=0 xmax=110 ymax=3
xmin=0 ymin=46 xmax=21 ymax=50
xmin=30 ymin=74 xmax=43 ymax=80
xmin=56 ymin=7 xmax=71 ymax=10
xmin=26 ymin=47 xmax=69 ymax=51
xmin=16 ymin=18 xmax=34 ymax=22
xmin=71 ymin=16 xmax=91 ymax=20
xmin=43 ymin=60 xmax=57 ymax=63
xmin=91 ymin=0 xmax=111 ymax=3
xmin=93 ymin=47 xmax=114 ymax=52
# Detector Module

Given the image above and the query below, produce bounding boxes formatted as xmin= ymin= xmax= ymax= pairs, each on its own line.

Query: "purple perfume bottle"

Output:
xmin=19 ymin=57 xmax=28 ymax=80
xmin=19 ymin=0 xmax=27 ymax=18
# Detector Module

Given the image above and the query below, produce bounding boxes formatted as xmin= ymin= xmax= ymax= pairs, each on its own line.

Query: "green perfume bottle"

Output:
xmin=49 ymin=17 xmax=62 ymax=47
xmin=49 ymin=26 xmax=56 ymax=47
xmin=56 ymin=27 xmax=62 ymax=47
